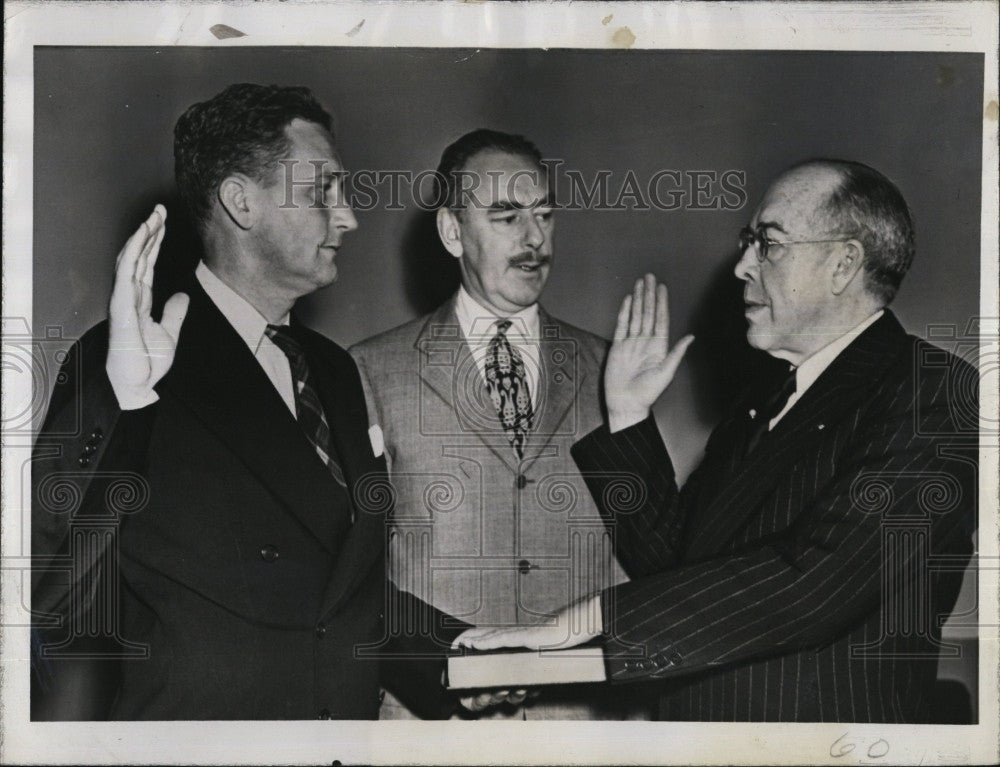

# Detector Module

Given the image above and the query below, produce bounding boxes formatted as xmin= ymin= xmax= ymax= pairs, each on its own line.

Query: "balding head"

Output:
xmin=783 ymin=159 xmax=916 ymax=305
xmin=734 ymin=160 xmax=913 ymax=365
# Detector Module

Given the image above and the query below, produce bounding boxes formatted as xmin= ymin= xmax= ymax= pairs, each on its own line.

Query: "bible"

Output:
xmin=446 ymin=645 xmax=608 ymax=690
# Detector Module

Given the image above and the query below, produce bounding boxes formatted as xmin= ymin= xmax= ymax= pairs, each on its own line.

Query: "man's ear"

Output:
xmin=436 ymin=207 xmax=464 ymax=259
xmin=217 ymin=175 xmax=255 ymax=230
xmin=830 ymin=239 xmax=865 ymax=295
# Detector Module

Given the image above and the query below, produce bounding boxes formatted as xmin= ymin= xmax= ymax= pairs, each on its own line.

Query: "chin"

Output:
xmin=508 ymin=293 xmax=542 ymax=311
xmin=745 ymin=327 xmax=767 ymax=351
xmin=512 ymin=280 xmax=546 ymax=304
xmin=313 ymin=268 xmax=338 ymax=288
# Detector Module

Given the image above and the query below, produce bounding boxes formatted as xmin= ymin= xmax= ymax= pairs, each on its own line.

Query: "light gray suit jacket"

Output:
xmin=351 ymin=295 xmax=629 ymax=628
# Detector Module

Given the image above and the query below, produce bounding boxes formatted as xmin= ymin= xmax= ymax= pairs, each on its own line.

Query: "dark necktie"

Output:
xmin=745 ymin=366 xmax=797 ymax=456
xmin=484 ymin=319 xmax=534 ymax=459
xmin=265 ymin=324 xmax=347 ymax=487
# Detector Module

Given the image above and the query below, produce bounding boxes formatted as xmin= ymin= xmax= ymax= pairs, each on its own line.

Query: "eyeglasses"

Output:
xmin=738 ymin=225 xmax=852 ymax=263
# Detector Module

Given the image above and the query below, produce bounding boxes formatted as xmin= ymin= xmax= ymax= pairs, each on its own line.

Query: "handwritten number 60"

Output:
xmin=830 ymin=733 xmax=889 ymax=759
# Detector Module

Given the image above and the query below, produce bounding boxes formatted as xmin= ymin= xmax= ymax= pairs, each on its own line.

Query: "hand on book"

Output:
xmin=452 ymin=595 xmax=603 ymax=652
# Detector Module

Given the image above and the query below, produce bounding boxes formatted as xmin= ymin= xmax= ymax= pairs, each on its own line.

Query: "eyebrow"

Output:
xmin=318 ymin=169 xmax=347 ymax=185
xmin=486 ymin=196 xmax=554 ymax=213
xmin=757 ymin=220 xmax=787 ymax=235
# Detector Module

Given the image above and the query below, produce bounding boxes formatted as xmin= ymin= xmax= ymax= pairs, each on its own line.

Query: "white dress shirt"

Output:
xmin=769 ymin=310 xmax=884 ymax=429
xmin=195 ymin=261 xmax=297 ymax=417
xmin=454 ymin=286 xmax=541 ymax=406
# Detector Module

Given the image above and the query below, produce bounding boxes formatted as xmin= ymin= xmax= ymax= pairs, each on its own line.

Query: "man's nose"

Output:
xmin=330 ymin=202 xmax=358 ymax=233
xmin=523 ymin=215 xmax=546 ymax=250
xmin=733 ymin=244 xmax=757 ymax=281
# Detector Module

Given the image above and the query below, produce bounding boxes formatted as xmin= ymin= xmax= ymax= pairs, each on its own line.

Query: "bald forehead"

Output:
xmin=774 ymin=164 xmax=842 ymax=198
xmin=754 ymin=164 xmax=844 ymax=231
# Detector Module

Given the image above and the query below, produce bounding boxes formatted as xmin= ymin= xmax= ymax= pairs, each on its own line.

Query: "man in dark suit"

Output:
xmin=31 ymin=84 xmax=448 ymax=720
xmin=456 ymin=160 xmax=978 ymax=723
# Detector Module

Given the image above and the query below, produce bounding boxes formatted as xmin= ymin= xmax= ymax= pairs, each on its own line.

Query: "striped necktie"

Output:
xmin=265 ymin=324 xmax=347 ymax=487
xmin=484 ymin=319 xmax=534 ymax=459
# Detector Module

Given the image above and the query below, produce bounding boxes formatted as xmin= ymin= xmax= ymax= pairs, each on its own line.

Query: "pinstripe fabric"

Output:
xmin=572 ymin=312 xmax=977 ymax=722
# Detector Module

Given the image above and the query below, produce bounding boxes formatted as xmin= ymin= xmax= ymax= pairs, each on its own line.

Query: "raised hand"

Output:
xmin=605 ymin=273 xmax=694 ymax=433
xmin=105 ymin=205 xmax=189 ymax=408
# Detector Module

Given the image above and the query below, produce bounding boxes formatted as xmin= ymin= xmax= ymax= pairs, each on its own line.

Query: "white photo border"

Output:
xmin=3 ymin=1 xmax=998 ymax=764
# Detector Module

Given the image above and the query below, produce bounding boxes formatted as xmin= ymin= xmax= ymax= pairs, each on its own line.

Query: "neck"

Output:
xmin=785 ymin=303 xmax=883 ymax=367
xmin=203 ymin=236 xmax=296 ymax=323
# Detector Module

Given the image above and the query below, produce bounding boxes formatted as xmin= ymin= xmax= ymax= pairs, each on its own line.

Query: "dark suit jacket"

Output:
xmin=31 ymin=275 xmax=454 ymax=720
xmin=572 ymin=311 xmax=977 ymax=722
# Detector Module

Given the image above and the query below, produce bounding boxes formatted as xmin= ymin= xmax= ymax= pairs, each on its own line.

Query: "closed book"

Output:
xmin=446 ymin=646 xmax=608 ymax=690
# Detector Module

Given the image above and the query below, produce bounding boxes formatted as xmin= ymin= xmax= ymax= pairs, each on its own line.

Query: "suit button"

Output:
xmin=260 ymin=544 xmax=279 ymax=562
xmin=315 ymin=623 xmax=327 ymax=639
xmin=82 ymin=443 xmax=97 ymax=455
xmin=518 ymin=559 xmax=531 ymax=575
xmin=90 ymin=428 xmax=104 ymax=441
xmin=667 ymin=651 xmax=683 ymax=666
xmin=318 ymin=708 xmax=331 ymax=719
xmin=78 ymin=456 xmax=91 ymax=467
xmin=516 ymin=474 xmax=528 ymax=490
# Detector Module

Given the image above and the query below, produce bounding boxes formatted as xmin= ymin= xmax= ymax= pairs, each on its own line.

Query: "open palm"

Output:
xmin=605 ymin=274 xmax=694 ymax=433
xmin=106 ymin=205 xmax=189 ymax=404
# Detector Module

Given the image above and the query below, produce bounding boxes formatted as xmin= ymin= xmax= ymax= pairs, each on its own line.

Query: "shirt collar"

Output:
xmin=454 ymin=285 xmax=540 ymax=343
xmin=794 ymin=310 xmax=884 ymax=395
xmin=195 ymin=261 xmax=290 ymax=354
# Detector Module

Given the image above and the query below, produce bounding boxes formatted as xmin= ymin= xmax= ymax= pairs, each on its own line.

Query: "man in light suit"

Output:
xmin=351 ymin=129 xmax=648 ymax=719
xmin=31 ymin=84 xmax=450 ymax=720
xmin=457 ymin=160 xmax=978 ymax=723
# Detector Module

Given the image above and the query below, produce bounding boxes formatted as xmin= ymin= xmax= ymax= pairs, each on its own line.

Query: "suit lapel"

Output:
xmin=295 ymin=322 xmax=372 ymax=496
xmin=684 ymin=312 xmax=909 ymax=561
xmin=295 ymin=326 xmax=387 ymax=616
xmin=413 ymin=297 xmax=592 ymax=473
xmin=415 ymin=296 xmax=522 ymax=472
xmin=521 ymin=309 xmax=588 ymax=472
xmin=158 ymin=278 xmax=343 ymax=556
xmin=413 ymin=298 xmax=464 ymax=415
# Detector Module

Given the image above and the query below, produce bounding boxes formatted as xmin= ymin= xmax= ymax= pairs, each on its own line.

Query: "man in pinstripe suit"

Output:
xmin=456 ymin=160 xmax=978 ymax=722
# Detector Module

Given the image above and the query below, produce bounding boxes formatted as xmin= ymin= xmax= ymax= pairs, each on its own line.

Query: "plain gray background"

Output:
xmin=32 ymin=46 xmax=984 ymax=718
xmin=34 ymin=48 xmax=983 ymax=474
xmin=33 ymin=47 xmax=983 ymax=480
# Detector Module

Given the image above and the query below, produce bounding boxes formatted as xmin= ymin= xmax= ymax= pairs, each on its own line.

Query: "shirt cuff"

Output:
xmin=108 ymin=380 xmax=160 ymax=410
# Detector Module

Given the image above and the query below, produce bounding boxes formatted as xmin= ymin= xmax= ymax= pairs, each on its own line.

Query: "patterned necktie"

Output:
xmin=484 ymin=319 xmax=534 ymax=459
xmin=745 ymin=366 xmax=797 ymax=456
xmin=265 ymin=324 xmax=347 ymax=487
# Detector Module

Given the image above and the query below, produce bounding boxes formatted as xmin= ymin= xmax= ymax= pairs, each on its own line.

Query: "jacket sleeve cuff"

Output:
xmin=600 ymin=583 xmax=689 ymax=684
xmin=573 ymin=415 xmax=667 ymax=466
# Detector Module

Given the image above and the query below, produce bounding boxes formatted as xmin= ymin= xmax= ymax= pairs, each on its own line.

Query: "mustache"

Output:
xmin=508 ymin=253 xmax=552 ymax=267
